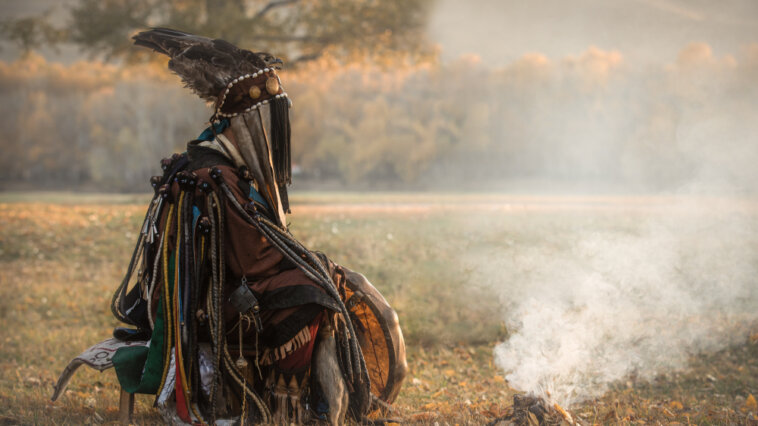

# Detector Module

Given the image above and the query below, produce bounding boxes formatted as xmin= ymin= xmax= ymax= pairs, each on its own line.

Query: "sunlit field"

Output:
xmin=0 ymin=192 xmax=756 ymax=424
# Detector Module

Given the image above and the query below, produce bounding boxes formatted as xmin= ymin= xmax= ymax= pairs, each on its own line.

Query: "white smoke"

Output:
xmin=473 ymin=201 xmax=758 ymax=406
xmin=429 ymin=1 xmax=758 ymax=405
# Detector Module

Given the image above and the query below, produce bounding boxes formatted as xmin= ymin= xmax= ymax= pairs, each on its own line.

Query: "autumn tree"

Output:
xmin=2 ymin=0 xmax=435 ymax=62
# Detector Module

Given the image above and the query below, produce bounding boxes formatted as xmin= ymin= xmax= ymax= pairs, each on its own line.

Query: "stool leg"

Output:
xmin=119 ymin=387 xmax=134 ymax=425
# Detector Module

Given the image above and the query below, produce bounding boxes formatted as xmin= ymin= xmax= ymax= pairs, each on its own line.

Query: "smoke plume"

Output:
xmin=470 ymin=200 xmax=758 ymax=406
xmin=432 ymin=9 xmax=758 ymax=406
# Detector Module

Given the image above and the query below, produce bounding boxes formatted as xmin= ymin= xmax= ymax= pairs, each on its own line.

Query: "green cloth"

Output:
xmin=113 ymin=257 xmax=172 ymax=394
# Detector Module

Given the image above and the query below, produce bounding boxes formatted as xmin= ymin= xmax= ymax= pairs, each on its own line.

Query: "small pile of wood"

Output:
xmin=488 ymin=394 xmax=579 ymax=426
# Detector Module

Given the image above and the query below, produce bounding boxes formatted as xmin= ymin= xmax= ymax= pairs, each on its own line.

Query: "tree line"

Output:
xmin=1 ymin=44 xmax=756 ymax=192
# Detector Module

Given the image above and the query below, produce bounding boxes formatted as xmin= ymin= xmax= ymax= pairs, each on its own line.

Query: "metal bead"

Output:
xmin=249 ymin=85 xmax=261 ymax=99
xmin=236 ymin=357 xmax=248 ymax=370
xmin=209 ymin=167 xmax=224 ymax=183
xmin=265 ymin=77 xmax=279 ymax=95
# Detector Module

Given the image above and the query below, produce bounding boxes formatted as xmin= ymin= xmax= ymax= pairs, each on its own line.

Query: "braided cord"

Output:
xmin=173 ymin=192 xmax=194 ymax=412
xmin=146 ymin=223 xmax=167 ymax=330
xmin=223 ymin=344 xmax=270 ymax=421
xmin=217 ymin=182 xmax=372 ymax=415
xmin=205 ymin=193 xmax=221 ymax=422
xmin=204 ymin=190 xmax=270 ymax=422
xmin=155 ymin=205 xmax=175 ymax=397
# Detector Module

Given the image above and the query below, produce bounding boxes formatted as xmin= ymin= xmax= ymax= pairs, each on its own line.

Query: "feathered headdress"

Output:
xmin=133 ymin=28 xmax=292 ymax=221
xmin=132 ymin=28 xmax=283 ymax=104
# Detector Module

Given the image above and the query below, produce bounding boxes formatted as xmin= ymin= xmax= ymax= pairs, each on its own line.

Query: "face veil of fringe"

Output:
xmin=270 ymin=96 xmax=291 ymax=213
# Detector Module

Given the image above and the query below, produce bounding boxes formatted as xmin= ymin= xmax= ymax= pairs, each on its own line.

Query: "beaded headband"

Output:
xmin=215 ymin=68 xmax=288 ymax=118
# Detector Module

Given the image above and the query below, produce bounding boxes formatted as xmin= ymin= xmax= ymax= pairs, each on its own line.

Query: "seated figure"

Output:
xmin=52 ymin=28 xmax=406 ymax=425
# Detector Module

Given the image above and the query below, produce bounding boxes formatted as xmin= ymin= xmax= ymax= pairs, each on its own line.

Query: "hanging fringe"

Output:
xmin=270 ymin=95 xmax=291 ymax=212
xmin=260 ymin=325 xmax=313 ymax=365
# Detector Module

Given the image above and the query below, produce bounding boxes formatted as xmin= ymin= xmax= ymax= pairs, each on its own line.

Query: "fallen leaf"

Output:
xmin=553 ymin=402 xmax=574 ymax=424
xmin=421 ymin=402 xmax=438 ymax=410
xmin=24 ymin=377 xmax=40 ymax=387
xmin=444 ymin=369 xmax=455 ymax=377
xmin=747 ymin=394 xmax=758 ymax=411
xmin=670 ymin=400 xmax=684 ymax=410
xmin=410 ymin=411 xmax=438 ymax=421
xmin=603 ymin=409 xmax=617 ymax=421
xmin=84 ymin=396 xmax=96 ymax=408
xmin=480 ymin=409 xmax=498 ymax=418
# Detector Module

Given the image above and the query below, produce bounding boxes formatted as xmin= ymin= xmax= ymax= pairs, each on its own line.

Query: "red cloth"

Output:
xmin=276 ymin=313 xmax=322 ymax=371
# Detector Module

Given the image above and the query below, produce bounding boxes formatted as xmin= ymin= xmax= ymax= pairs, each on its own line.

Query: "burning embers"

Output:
xmin=488 ymin=394 xmax=578 ymax=426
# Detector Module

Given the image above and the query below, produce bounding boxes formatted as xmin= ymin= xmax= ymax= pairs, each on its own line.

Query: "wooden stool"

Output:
xmin=119 ymin=388 xmax=135 ymax=425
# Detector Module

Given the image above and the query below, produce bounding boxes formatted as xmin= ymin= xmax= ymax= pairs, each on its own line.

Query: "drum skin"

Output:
xmin=342 ymin=268 xmax=408 ymax=404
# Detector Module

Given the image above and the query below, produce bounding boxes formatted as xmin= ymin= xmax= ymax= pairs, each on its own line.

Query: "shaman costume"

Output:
xmin=52 ymin=28 xmax=406 ymax=424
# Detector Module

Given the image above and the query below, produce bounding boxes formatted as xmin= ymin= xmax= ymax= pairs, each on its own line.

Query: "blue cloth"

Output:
xmin=249 ymin=185 xmax=270 ymax=210
xmin=192 ymin=206 xmax=201 ymax=231
xmin=196 ymin=119 xmax=230 ymax=142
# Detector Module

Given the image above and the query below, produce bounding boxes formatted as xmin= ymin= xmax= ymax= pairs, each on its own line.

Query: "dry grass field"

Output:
xmin=0 ymin=192 xmax=756 ymax=424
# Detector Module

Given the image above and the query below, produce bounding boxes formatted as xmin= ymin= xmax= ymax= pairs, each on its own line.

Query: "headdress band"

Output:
xmin=215 ymin=68 xmax=288 ymax=118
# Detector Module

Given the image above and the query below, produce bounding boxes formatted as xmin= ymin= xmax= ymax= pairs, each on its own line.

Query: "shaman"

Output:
xmin=52 ymin=28 xmax=406 ymax=425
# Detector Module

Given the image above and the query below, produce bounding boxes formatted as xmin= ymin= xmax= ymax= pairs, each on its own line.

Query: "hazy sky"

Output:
xmin=0 ymin=0 xmax=78 ymax=62
xmin=428 ymin=0 xmax=758 ymax=65
xmin=2 ymin=0 xmax=756 ymax=65
xmin=2 ymin=0 xmax=76 ymax=22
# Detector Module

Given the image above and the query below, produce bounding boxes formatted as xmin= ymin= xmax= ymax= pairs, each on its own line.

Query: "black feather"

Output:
xmin=132 ymin=28 xmax=282 ymax=102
